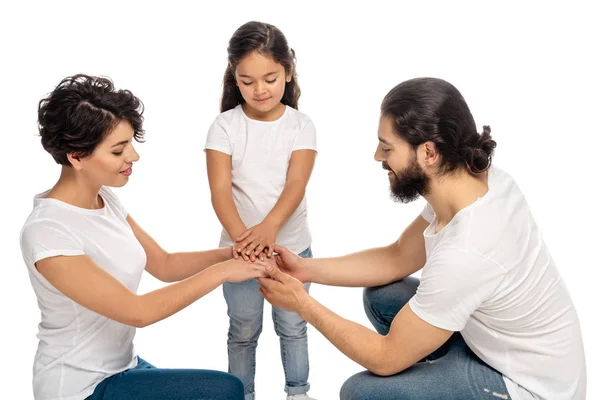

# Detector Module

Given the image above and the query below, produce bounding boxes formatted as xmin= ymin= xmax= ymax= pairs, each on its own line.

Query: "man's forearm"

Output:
xmin=303 ymin=245 xmax=405 ymax=287
xmin=299 ymin=295 xmax=389 ymax=374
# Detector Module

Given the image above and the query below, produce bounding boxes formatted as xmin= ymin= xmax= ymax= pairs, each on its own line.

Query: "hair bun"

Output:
xmin=465 ymin=125 xmax=496 ymax=173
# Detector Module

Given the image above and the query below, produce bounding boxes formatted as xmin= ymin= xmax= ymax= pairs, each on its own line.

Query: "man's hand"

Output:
xmin=235 ymin=221 xmax=278 ymax=261
xmin=257 ymin=262 xmax=309 ymax=313
xmin=272 ymin=244 xmax=310 ymax=283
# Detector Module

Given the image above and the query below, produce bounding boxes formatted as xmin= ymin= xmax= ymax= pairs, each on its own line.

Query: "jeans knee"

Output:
xmin=340 ymin=374 xmax=363 ymax=400
xmin=209 ymin=371 xmax=245 ymax=399
xmin=275 ymin=318 xmax=307 ymax=340
xmin=363 ymin=285 xmax=390 ymax=318
xmin=229 ymin=319 xmax=262 ymax=343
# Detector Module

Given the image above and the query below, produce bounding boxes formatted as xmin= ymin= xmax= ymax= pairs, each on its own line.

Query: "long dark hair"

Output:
xmin=221 ymin=21 xmax=300 ymax=112
xmin=381 ymin=78 xmax=496 ymax=174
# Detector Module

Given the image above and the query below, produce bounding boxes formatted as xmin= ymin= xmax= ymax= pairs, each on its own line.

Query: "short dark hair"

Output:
xmin=37 ymin=74 xmax=145 ymax=166
xmin=381 ymin=78 xmax=496 ymax=174
xmin=221 ymin=21 xmax=301 ymax=112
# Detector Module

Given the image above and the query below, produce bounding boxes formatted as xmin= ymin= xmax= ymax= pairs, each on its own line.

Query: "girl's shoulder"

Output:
xmin=214 ymin=105 xmax=242 ymax=123
xmin=283 ymin=106 xmax=314 ymax=131
xmin=209 ymin=106 xmax=243 ymax=135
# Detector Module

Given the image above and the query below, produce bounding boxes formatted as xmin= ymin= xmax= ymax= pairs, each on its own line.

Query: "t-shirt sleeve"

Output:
xmin=408 ymin=246 xmax=505 ymax=331
xmin=293 ymin=118 xmax=317 ymax=152
xmin=420 ymin=202 xmax=435 ymax=223
xmin=204 ymin=118 xmax=232 ymax=155
xmin=20 ymin=220 xmax=85 ymax=266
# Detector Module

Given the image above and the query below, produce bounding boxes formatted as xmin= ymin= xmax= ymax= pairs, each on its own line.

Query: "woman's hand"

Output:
xmin=222 ymin=257 xmax=268 ymax=283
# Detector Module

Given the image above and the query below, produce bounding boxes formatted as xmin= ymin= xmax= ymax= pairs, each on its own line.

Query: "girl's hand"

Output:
xmin=235 ymin=222 xmax=278 ymax=261
xmin=231 ymin=245 xmax=240 ymax=260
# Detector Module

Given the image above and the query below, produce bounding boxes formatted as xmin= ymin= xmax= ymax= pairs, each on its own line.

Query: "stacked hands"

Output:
xmin=227 ymin=223 xmax=310 ymax=314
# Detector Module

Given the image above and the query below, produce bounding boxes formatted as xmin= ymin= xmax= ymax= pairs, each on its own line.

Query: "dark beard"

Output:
xmin=387 ymin=159 xmax=430 ymax=203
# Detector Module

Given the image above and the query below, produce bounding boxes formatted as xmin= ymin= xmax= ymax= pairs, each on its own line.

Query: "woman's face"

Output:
xmin=73 ymin=120 xmax=140 ymax=188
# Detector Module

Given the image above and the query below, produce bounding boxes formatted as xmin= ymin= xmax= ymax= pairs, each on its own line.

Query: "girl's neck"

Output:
xmin=242 ymin=102 xmax=286 ymax=122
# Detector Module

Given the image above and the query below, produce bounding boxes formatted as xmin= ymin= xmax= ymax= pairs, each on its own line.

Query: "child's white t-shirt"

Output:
xmin=410 ymin=166 xmax=586 ymax=400
xmin=205 ymin=105 xmax=317 ymax=254
xmin=20 ymin=187 xmax=146 ymax=400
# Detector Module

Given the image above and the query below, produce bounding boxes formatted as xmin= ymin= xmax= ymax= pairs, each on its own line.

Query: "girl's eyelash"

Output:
xmin=113 ymin=151 xmax=123 ymax=156
xmin=242 ymin=78 xmax=277 ymax=86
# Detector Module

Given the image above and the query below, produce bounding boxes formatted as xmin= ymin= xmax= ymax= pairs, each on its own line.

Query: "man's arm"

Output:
xmin=258 ymin=266 xmax=452 ymax=375
xmin=277 ymin=214 xmax=429 ymax=287
xmin=298 ymin=294 xmax=452 ymax=375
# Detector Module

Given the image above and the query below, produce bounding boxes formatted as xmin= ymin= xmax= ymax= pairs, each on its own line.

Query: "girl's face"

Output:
xmin=234 ymin=51 xmax=291 ymax=120
xmin=72 ymin=120 xmax=140 ymax=188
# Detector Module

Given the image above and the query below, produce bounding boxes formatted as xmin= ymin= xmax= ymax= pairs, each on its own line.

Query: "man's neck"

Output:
xmin=424 ymin=169 xmax=489 ymax=231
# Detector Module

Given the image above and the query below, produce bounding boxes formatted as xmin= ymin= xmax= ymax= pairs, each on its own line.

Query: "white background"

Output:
xmin=1 ymin=1 xmax=598 ymax=399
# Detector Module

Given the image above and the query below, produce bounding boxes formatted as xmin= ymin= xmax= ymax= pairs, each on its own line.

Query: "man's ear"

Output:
xmin=421 ymin=141 xmax=440 ymax=168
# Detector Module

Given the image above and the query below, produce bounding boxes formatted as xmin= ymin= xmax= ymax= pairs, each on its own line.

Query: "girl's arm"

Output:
xmin=206 ymin=149 xmax=248 ymax=258
xmin=237 ymin=149 xmax=317 ymax=259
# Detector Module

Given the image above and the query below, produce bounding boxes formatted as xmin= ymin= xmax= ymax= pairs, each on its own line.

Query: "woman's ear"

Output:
xmin=67 ymin=153 xmax=84 ymax=170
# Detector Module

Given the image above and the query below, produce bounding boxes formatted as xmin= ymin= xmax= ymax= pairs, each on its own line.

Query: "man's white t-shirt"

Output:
xmin=20 ymin=187 xmax=146 ymax=400
xmin=409 ymin=166 xmax=586 ymax=400
xmin=205 ymin=105 xmax=317 ymax=254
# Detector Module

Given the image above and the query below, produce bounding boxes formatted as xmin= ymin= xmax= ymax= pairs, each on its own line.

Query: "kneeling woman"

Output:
xmin=20 ymin=75 xmax=264 ymax=400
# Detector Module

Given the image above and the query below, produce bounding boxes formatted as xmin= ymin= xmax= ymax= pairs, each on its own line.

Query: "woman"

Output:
xmin=19 ymin=74 xmax=264 ymax=400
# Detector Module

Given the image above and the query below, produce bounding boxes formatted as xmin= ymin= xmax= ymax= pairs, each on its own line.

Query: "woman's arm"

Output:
xmin=35 ymin=254 xmax=265 ymax=328
xmin=127 ymin=215 xmax=232 ymax=282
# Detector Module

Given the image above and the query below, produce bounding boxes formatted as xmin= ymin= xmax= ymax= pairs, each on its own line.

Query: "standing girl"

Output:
xmin=205 ymin=21 xmax=318 ymax=400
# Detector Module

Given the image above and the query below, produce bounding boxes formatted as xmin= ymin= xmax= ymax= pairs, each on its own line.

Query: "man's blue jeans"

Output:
xmin=87 ymin=356 xmax=244 ymax=399
xmin=224 ymin=247 xmax=313 ymax=400
xmin=340 ymin=276 xmax=512 ymax=400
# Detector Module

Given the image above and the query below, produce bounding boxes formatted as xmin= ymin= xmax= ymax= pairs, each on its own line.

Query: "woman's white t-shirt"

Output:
xmin=20 ymin=187 xmax=146 ymax=400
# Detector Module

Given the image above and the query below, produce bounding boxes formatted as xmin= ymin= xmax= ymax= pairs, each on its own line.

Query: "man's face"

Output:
xmin=374 ymin=116 xmax=430 ymax=203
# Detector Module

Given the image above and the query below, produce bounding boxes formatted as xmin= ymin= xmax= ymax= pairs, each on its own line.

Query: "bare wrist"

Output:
xmin=302 ymin=258 xmax=317 ymax=282
xmin=263 ymin=215 xmax=283 ymax=230
xmin=297 ymin=292 xmax=315 ymax=320
xmin=217 ymin=260 xmax=232 ymax=284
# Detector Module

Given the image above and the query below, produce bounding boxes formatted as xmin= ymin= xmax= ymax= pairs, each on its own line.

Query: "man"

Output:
xmin=257 ymin=78 xmax=586 ymax=399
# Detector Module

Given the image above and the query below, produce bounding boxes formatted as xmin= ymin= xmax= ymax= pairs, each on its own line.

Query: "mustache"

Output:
xmin=382 ymin=162 xmax=392 ymax=171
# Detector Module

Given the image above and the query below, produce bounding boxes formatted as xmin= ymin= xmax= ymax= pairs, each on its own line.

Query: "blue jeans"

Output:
xmin=340 ymin=276 xmax=512 ymax=400
xmin=86 ymin=356 xmax=244 ymax=400
xmin=223 ymin=247 xmax=313 ymax=400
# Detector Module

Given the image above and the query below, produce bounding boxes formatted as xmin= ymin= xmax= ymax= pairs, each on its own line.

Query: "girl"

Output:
xmin=205 ymin=21 xmax=318 ymax=400
xmin=20 ymin=74 xmax=266 ymax=400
